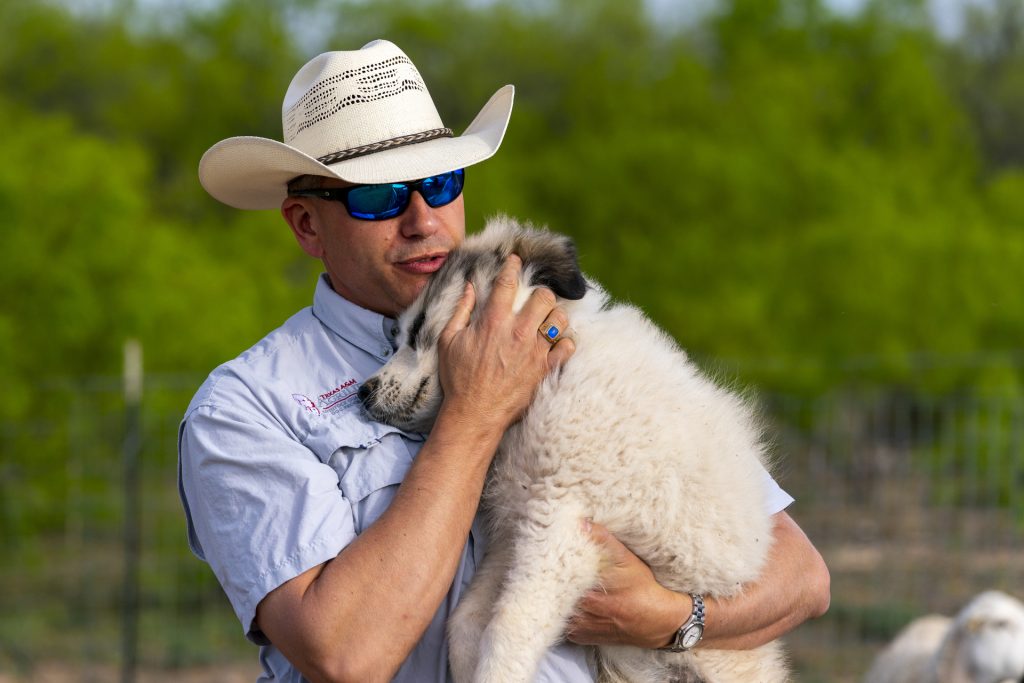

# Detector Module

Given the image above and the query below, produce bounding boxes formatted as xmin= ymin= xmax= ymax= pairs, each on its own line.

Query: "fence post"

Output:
xmin=121 ymin=340 xmax=143 ymax=683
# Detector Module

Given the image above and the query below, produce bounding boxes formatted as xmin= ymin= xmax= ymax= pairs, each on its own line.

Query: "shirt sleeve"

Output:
xmin=178 ymin=402 xmax=357 ymax=643
xmin=760 ymin=464 xmax=794 ymax=516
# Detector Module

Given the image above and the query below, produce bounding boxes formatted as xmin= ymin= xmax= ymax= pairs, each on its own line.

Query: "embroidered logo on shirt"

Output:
xmin=291 ymin=394 xmax=321 ymax=416
xmin=294 ymin=379 xmax=361 ymax=417
xmin=320 ymin=378 xmax=362 ymax=414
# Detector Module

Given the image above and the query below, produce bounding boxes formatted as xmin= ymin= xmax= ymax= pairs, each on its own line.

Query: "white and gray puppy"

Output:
xmin=360 ymin=216 xmax=788 ymax=683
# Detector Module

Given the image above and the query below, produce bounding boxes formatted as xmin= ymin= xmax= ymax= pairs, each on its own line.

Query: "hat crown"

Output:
xmin=281 ymin=40 xmax=445 ymax=160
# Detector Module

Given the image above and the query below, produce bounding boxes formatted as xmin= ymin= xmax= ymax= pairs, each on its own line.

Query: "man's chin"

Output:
xmin=388 ymin=281 xmax=429 ymax=316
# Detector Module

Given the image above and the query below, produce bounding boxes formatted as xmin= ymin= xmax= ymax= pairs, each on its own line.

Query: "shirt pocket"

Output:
xmin=304 ymin=411 xmax=422 ymax=503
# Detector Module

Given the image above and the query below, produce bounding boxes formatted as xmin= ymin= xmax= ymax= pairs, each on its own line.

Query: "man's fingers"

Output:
xmin=440 ymin=281 xmax=475 ymax=346
xmin=547 ymin=337 xmax=576 ymax=371
xmin=582 ymin=518 xmax=630 ymax=561
xmin=581 ymin=518 xmax=614 ymax=545
xmin=536 ymin=306 xmax=571 ymax=344
xmin=516 ymin=286 xmax=558 ymax=334
xmin=483 ymin=254 xmax=522 ymax=316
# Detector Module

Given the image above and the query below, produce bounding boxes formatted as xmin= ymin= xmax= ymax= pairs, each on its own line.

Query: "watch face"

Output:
xmin=681 ymin=624 xmax=704 ymax=649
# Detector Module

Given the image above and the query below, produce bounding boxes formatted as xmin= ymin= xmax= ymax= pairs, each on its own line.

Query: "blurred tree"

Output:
xmin=945 ymin=0 xmax=1024 ymax=173
xmin=0 ymin=95 xmax=153 ymax=417
xmin=0 ymin=0 xmax=1021 ymax=404
xmin=0 ymin=0 xmax=302 ymax=216
xmin=0 ymin=94 xmax=315 ymax=420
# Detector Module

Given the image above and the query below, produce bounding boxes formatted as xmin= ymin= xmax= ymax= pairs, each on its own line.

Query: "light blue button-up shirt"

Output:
xmin=178 ymin=274 xmax=601 ymax=682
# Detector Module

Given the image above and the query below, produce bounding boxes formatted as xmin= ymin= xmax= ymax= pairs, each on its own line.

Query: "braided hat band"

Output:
xmin=316 ymin=128 xmax=454 ymax=165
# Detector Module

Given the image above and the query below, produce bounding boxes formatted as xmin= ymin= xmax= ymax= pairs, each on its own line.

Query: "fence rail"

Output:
xmin=1 ymin=373 xmax=1022 ymax=683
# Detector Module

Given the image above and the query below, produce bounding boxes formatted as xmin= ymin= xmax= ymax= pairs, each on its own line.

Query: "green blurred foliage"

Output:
xmin=1 ymin=0 xmax=1023 ymax=419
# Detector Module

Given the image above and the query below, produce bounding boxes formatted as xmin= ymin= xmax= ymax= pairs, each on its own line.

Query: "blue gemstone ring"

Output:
xmin=539 ymin=323 xmax=561 ymax=344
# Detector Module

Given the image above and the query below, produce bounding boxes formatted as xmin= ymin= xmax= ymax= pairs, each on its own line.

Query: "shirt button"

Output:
xmin=382 ymin=348 xmax=391 ymax=357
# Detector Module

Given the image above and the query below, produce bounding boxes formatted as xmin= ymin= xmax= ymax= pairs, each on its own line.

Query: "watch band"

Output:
xmin=660 ymin=593 xmax=706 ymax=652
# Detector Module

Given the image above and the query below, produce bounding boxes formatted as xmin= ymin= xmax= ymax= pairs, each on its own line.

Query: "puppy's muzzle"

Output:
xmin=358 ymin=377 xmax=380 ymax=406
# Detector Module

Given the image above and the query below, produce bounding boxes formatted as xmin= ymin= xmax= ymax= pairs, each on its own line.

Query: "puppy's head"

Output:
xmin=359 ymin=216 xmax=586 ymax=432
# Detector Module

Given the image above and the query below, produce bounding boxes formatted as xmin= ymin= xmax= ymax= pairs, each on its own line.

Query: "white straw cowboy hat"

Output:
xmin=198 ymin=39 xmax=514 ymax=210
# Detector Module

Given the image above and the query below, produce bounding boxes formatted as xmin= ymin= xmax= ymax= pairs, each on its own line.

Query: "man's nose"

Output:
xmin=398 ymin=190 xmax=440 ymax=239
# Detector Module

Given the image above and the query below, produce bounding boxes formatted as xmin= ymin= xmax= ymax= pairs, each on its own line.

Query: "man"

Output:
xmin=179 ymin=40 xmax=829 ymax=683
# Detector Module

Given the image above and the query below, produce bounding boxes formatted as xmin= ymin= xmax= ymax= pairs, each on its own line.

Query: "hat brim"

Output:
xmin=199 ymin=85 xmax=514 ymax=210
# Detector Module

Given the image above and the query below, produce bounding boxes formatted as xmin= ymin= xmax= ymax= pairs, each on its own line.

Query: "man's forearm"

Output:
xmin=693 ymin=511 xmax=830 ymax=650
xmin=255 ymin=405 xmax=503 ymax=682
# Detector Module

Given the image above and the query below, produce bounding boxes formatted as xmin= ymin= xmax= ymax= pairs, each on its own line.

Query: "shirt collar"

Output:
xmin=311 ymin=274 xmax=399 ymax=361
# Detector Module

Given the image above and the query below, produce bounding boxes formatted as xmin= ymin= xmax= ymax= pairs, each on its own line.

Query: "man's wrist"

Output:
xmin=651 ymin=590 xmax=695 ymax=649
xmin=659 ymin=593 xmax=706 ymax=652
xmin=431 ymin=401 xmax=505 ymax=459
xmin=448 ymin=398 xmax=521 ymax=436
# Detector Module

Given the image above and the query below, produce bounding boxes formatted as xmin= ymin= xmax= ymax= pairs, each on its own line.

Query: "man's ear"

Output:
xmin=519 ymin=231 xmax=588 ymax=301
xmin=282 ymin=198 xmax=324 ymax=259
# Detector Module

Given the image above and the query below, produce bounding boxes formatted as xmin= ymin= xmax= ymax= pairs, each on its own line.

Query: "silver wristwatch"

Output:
xmin=660 ymin=593 xmax=705 ymax=652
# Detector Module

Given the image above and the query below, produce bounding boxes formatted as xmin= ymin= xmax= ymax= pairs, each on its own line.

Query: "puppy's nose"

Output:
xmin=358 ymin=377 xmax=379 ymax=405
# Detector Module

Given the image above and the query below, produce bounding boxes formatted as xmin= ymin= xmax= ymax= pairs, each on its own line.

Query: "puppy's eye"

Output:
xmin=407 ymin=310 xmax=426 ymax=350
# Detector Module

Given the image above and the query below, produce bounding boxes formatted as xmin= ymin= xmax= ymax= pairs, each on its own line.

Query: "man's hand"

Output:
xmin=567 ymin=512 xmax=830 ymax=651
xmin=566 ymin=519 xmax=686 ymax=649
xmin=437 ymin=254 xmax=575 ymax=433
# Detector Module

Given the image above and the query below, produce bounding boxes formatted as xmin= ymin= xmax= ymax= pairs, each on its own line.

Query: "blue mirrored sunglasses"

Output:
xmin=288 ymin=168 xmax=465 ymax=221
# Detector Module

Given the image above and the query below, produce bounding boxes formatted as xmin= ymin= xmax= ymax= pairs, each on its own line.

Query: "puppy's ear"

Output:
xmin=519 ymin=231 xmax=588 ymax=301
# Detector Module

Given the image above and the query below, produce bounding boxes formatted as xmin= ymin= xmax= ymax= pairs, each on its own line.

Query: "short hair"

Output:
xmin=286 ymin=174 xmax=327 ymax=194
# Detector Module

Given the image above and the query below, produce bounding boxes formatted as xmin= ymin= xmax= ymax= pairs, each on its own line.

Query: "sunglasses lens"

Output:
xmin=347 ymin=184 xmax=409 ymax=220
xmin=420 ymin=169 xmax=465 ymax=208
xmin=341 ymin=169 xmax=464 ymax=220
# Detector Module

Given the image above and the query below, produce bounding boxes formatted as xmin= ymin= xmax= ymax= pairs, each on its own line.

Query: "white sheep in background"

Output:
xmin=863 ymin=590 xmax=1024 ymax=683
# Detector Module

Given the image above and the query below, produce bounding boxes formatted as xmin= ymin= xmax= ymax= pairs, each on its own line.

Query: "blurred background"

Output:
xmin=1 ymin=0 xmax=1022 ymax=680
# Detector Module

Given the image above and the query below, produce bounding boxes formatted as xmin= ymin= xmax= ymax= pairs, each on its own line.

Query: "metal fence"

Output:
xmin=1 ymin=371 xmax=1021 ymax=683
xmin=0 ymin=372 xmax=253 ymax=683
xmin=767 ymin=389 xmax=1024 ymax=682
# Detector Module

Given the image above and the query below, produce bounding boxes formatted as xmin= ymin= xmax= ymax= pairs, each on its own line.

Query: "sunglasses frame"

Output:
xmin=288 ymin=168 xmax=465 ymax=221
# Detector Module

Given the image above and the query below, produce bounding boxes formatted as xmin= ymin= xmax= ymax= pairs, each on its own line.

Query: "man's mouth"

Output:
xmin=395 ymin=252 xmax=448 ymax=275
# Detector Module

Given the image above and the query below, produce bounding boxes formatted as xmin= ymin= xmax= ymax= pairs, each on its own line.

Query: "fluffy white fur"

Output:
xmin=361 ymin=217 xmax=788 ymax=683
xmin=863 ymin=591 xmax=1024 ymax=683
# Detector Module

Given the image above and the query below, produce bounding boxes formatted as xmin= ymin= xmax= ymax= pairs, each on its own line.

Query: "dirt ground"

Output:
xmin=0 ymin=662 xmax=261 ymax=683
